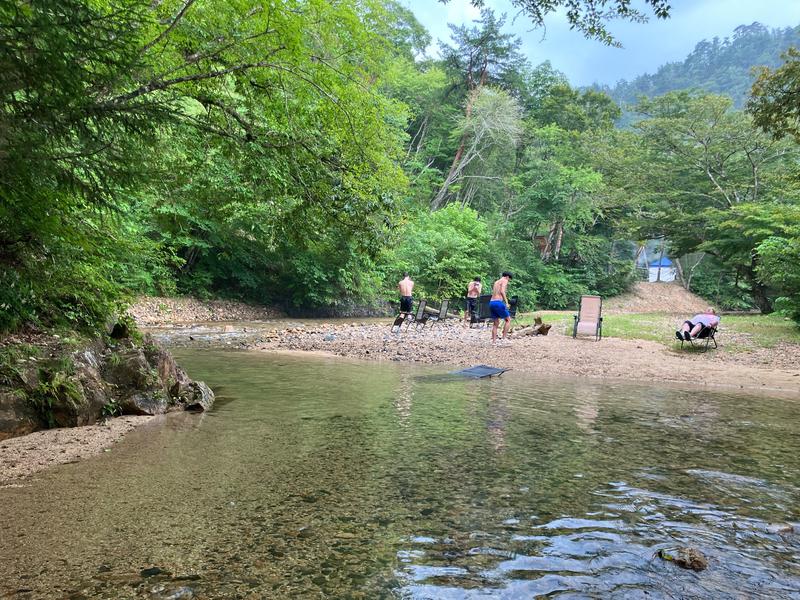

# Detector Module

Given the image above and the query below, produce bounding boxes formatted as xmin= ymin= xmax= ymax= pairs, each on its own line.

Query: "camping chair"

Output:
xmin=407 ymin=299 xmax=428 ymax=331
xmin=424 ymin=299 xmax=449 ymax=330
xmin=508 ymin=296 xmax=521 ymax=325
xmin=680 ymin=325 xmax=718 ymax=352
xmin=572 ymin=295 xmax=603 ymax=341
xmin=391 ymin=299 xmax=426 ymax=332
xmin=470 ymin=294 xmax=493 ymax=328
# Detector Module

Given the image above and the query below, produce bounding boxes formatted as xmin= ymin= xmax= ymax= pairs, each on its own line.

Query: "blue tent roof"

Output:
xmin=649 ymin=257 xmax=673 ymax=267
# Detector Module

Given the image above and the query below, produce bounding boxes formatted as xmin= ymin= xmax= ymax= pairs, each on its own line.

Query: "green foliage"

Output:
xmin=688 ymin=259 xmax=755 ymax=311
xmin=1 ymin=0 xmax=796 ymax=330
xmin=29 ymin=370 xmax=81 ymax=429
xmin=390 ymin=205 xmax=490 ymax=301
xmin=756 ymin=223 xmax=800 ymax=321
xmin=102 ymin=398 xmax=122 ymax=418
xmin=627 ymin=92 xmax=799 ymax=313
xmin=750 ymin=47 xmax=800 ymax=142
xmin=1 ymin=0 xmax=411 ymax=328
xmin=530 ymin=264 xmax=588 ymax=309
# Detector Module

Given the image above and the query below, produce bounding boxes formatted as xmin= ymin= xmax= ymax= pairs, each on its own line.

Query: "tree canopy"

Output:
xmin=1 ymin=0 xmax=799 ymax=331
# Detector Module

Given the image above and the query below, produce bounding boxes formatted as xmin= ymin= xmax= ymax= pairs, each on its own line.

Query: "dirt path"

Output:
xmin=604 ymin=282 xmax=710 ymax=314
xmin=250 ymin=322 xmax=800 ymax=399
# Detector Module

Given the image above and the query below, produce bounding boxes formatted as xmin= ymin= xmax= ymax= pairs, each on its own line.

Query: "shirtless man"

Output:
xmin=489 ymin=272 xmax=513 ymax=342
xmin=464 ymin=276 xmax=482 ymax=324
xmin=398 ymin=273 xmax=414 ymax=315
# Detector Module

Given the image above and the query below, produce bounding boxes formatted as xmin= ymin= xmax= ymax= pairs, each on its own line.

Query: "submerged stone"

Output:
xmin=656 ymin=547 xmax=708 ymax=571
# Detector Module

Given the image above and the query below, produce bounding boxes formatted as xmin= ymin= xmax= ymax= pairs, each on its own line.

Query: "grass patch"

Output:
xmin=721 ymin=314 xmax=800 ymax=348
xmin=516 ymin=311 xmax=800 ymax=349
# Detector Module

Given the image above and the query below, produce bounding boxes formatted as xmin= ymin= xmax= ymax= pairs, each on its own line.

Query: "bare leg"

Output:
xmin=502 ymin=317 xmax=511 ymax=339
xmin=690 ymin=323 xmax=703 ymax=338
xmin=492 ymin=318 xmax=499 ymax=342
xmin=680 ymin=322 xmax=691 ymax=334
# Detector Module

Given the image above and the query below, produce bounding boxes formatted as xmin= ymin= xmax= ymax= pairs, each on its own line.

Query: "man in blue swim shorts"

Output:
xmin=489 ymin=271 xmax=513 ymax=342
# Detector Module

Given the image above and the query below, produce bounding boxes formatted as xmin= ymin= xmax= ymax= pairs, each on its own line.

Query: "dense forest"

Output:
xmin=1 ymin=0 xmax=799 ymax=333
xmin=601 ymin=23 xmax=800 ymax=109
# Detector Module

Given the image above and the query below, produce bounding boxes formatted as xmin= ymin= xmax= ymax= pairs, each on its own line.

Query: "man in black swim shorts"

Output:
xmin=398 ymin=272 xmax=414 ymax=314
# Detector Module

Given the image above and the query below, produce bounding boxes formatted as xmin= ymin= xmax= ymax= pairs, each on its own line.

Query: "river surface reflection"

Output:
xmin=1 ymin=350 xmax=799 ymax=599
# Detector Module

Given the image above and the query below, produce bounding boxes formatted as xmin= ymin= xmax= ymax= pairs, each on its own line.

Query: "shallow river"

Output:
xmin=1 ymin=350 xmax=799 ymax=599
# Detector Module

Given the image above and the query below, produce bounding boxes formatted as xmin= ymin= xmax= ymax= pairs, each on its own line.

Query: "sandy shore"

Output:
xmin=250 ymin=321 xmax=800 ymax=399
xmin=0 ymin=416 xmax=154 ymax=485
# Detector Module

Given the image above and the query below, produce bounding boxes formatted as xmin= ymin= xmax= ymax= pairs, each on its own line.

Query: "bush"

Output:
xmin=389 ymin=205 xmax=491 ymax=301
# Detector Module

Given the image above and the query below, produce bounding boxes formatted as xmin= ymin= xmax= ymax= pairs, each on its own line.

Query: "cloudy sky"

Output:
xmin=402 ymin=0 xmax=800 ymax=86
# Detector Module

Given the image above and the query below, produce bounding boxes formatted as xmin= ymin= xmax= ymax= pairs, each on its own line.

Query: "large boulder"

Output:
xmin=172 ymin=380 xmax=215 ymax=412
xmin=72 ymin=347 xmax=114 ymax=425
xmin=0 ymin=389 xmax=41 ymax=441
xmin=103 ymin=348 xmax=157 ymax=390
xmin=0 ymin=332 xmax=214 ymax=439
xmin=118 ymin=389 xmax=169 ymax=416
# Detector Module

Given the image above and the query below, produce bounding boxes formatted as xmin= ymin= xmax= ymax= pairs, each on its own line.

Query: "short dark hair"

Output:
xmin=502 ymin=271 xmax=513 ymax=279
xmin=403 ymin=272 xmax=409 ymax=278
xmin=474 ymin=276 xmax=481 ymax=282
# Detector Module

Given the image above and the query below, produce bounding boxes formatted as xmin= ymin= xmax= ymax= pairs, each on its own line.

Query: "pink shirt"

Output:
xmin=691 ymin=313 xmax=720 ymax=327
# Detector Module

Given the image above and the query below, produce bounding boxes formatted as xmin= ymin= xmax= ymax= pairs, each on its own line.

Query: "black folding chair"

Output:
xmin=391 ymin=299 xmax=426 ymax=333
xmin=680 ymin=325 xmax=718 ymax=352
xmin=508 ymin=296 xmax=521 ymax=325
xmin=470 ymin=294 xmax=492 ymax=328
xmin=406 ymin=299 xmax=427 ymax=332
xmin=424 ymin=299 xmax=450 ymax=330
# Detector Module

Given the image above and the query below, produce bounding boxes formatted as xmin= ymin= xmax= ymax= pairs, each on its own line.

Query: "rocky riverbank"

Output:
xmin=130 ymin=296 xmax=284 ymax=326
xmin=244 ymin=320 xmax=800 ymax=398
xmin=0 ymin=323 xmax=215 ymax=481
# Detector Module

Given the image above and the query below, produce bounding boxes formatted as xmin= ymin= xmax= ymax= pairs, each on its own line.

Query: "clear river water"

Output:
xmin=1 ymin=349 xmax=799 ymax=599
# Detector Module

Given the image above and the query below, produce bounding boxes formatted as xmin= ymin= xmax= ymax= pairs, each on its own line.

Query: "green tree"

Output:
xmin=749 ymin=47 xmax=800 ymax=142
xmin=631 ymin=92 xmax=798 ymax=312
xmin=0 ymin=0 xmax=413 ymax=329
xmin=389 ymin=205 xmax=490 ymax=301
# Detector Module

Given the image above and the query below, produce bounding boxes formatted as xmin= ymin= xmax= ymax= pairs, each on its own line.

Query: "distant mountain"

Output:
xmin=597 ymin=23 xmax=800 ymax=110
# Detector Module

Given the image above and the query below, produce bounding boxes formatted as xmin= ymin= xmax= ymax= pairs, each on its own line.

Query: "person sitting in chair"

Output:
xmin=676 ymin=307 xmax=720 ymax=342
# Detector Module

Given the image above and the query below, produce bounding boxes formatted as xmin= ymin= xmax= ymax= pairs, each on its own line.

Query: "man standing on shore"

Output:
xmin=489 ymin=272 xmax=513 ymax=342
xmin=464 ymin=276 xmax=482 ymax=324
xmin=398 ymin=273 xmax=414 ymax=315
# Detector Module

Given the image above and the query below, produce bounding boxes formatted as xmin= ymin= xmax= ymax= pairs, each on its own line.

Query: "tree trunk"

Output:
xmin=553 ymin=221 xmax=564 ymax=261
xmin=745 ymin=253 xmax=773 ymax=313
xmin=434 ymin=88 xmax=481 ymax=209
xmin=675 ymin=257 xmax=688 ymax=289
xmin=541 ymin=221 xmax=557 ymax=261
xmin=751 ymin=280 xmax=773 ymax=314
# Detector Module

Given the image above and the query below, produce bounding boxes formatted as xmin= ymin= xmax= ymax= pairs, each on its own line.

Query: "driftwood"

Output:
xmin=511 ymin=317 xmax=551 ymax=337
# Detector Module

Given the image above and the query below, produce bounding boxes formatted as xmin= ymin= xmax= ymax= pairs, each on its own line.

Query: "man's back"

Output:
xmin=398 ymin=277 xmax=414 ymax=296
xmin=491 ymin=278 xmax=507 ymax=300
